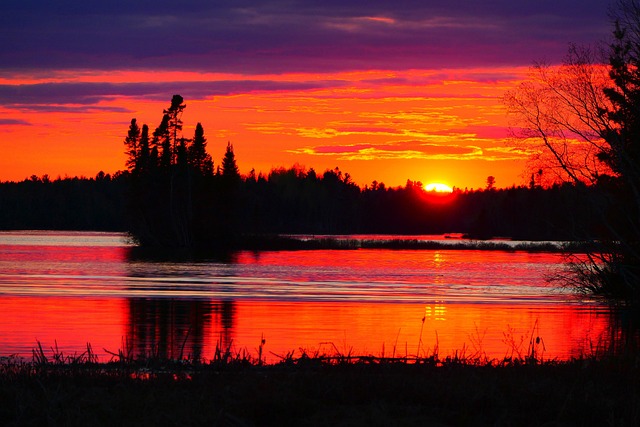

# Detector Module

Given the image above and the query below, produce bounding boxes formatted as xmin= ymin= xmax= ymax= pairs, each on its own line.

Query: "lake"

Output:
xmin=0 ymin=231 xmax=614 ymax=362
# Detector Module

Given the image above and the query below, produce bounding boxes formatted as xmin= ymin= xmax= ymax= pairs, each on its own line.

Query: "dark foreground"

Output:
xmin=1 ymin=353 xmax=639 ymax=427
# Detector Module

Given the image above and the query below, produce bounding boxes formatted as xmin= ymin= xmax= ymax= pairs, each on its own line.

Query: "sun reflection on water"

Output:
xmin=424 ymin=302 xmax=447 ymax=321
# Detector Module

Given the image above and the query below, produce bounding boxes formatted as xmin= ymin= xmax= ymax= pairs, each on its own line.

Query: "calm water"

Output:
xmin=0 ymin=231 xmax=613 ymax=362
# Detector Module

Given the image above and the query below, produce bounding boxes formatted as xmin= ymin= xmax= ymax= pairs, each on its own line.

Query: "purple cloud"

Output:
xmin=0 ymin=80 xmax=347 ymax=108
xmin=0 ymin=1 xmax=610 ymax=74
xmin=0 ymin=118 xmax=30 ymax=125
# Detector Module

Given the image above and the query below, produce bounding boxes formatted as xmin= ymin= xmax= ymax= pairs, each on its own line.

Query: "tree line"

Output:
xmin=0 ymin=172 xmax=128 ymax=231
xmin=0 ymin=93 xmax=610 ymax=247
xmin=113 ymin=94 xmax=606 ymax=247
xmin=0 ymin=165 xmax=605 ymax=243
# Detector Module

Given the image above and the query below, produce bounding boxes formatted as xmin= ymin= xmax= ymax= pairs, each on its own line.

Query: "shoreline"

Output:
xmin=0 ymin=230 xmax=586 ymax=253
xmin=126 ymin=234 xmax=586 ymax=257
xmin=2 ymin=348 xmax=638 ymax=426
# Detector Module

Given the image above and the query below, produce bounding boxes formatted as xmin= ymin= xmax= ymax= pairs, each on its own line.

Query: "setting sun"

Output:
xmin=424 ymin=182 xmax=453 ymax=193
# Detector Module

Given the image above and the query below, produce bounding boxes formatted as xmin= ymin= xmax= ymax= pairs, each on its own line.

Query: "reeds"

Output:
xmin=32 ymin=340 xmax=98 ymax=366
xmin=14 ymin=320 xmax=612 ymax=374
xmin=1 ymin=334 xmax=638 ymax=426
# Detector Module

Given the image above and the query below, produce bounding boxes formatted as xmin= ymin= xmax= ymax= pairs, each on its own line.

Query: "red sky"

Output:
xmin=0 ymin=1 xmax=610 ymax=189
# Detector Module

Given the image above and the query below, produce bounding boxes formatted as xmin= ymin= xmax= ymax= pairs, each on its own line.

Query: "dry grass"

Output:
xmin=0 ymin=337 xmax=639 ymax=426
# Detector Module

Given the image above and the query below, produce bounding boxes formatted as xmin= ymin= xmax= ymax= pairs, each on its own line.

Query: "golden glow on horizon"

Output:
xmin=424 ymin=182 xmax=454 ymax=193
xmin=0 ymin=67 xmax=532 ymax=188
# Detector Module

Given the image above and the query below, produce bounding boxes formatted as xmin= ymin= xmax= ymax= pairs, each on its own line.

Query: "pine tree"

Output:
xmin=138 ymin=124 xmax=150 ymax=173
xmin=124 ymin=118 xmax=141 ymax=172
xmin=189 ymin=122 xmax=213 ymax=176
xmin=176 ymin=137 xmax=189 ymax=168
xmin=155 ymin=115 xmax=171 ymax=170
xmin=221 ymin=141 xmax=240 ymax=179
xmin=123 ymin=96 xmax=243 ymax=249
xmin=164 ymin=95 xmax=186 ymax=163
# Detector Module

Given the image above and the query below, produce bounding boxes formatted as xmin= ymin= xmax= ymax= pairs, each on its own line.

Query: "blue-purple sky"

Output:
xmin=2 ymin=1 xmax=610 ymax=72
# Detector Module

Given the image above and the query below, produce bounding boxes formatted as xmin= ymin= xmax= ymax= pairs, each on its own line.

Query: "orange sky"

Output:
xmin=0 ymin=68 xmax=532 ymax=189
xmin=0 ymin=0 xmax=611 ymax=190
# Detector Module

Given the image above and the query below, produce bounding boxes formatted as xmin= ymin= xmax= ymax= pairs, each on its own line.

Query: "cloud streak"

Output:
xmin=0 ymin=118 xmax=30 ymax=126
xmin=0 ymin=79 xmax=346 ymax=109
xmin=288 ymin=140 xmax=525 ymax=162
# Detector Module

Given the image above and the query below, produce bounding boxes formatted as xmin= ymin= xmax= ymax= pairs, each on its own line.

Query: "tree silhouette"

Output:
xmin=155 ymin=115 xmax=172 ymax=170
xmin=124 ymin=119 xmax=141 ymax=172
xmin=138 ymin=124 xmax=150 ymax=174
xmin=486 ymin=176 xmax=496 ymax=190
xmin=120 ymin=95 xmax=245 ymax=249
xmin=221 ymin=142 xmax=240 ymax=180
xmin=505 ymin=0 xmax=640 ymax=301
xmin=164 ymin=95 xmax=186 ymax=163
xmin=189 ymin=123 xmax=213 ymax=176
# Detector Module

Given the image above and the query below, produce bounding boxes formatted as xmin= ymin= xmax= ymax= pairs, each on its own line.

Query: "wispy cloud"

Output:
xmin=288 ymin=140 xmax=526 ymax=162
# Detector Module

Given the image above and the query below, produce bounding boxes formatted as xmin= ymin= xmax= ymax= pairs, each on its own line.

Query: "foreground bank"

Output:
xmin=1 ymin=350 xmax=638 ymax=426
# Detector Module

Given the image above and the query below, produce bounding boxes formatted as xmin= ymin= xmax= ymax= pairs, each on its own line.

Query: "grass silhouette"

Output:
xmin=1 ymin=335 xmax=638 ymax=426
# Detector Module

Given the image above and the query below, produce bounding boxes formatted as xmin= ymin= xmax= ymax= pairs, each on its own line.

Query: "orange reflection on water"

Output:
xmin=0 ymin=232 xmax=617 ymax=363
xmin=228 ymin=301 xmax=611 ymax=362
xmin=0 ymin=296 xmax=126 ymax=358
xmin=0 ymin=296 xmax=612 ymax=363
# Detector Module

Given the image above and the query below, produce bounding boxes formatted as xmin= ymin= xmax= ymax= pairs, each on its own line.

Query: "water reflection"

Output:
xmin=117 ymin=298 xmax=637 ymax=362
xmin=126 ymin=298 xmax=235 ymax=360
xmin=602 ymin=306 xmax=640 ymax=358
xmin=0 ymin=231 xmax=635 ymax=362
xmin=0 ymin=296 xmax=618 ymax=362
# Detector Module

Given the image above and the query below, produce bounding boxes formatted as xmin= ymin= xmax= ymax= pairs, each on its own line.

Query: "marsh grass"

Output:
xmin=239 ymin=235 xmax=572 ymax=253
xmin=1 ymin=334 xmax=639 ymax=426
xmin=32 ymin=340 xmax=98 ymax=366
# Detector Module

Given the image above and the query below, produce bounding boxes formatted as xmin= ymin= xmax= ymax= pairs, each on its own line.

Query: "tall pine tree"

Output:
xmin=221 ymin=141 xmax=240 ymax=179
xmin=124 ymin=119 xmax=141 ymax=172
xmin=189 ymin=123 xmax=213 ymax=176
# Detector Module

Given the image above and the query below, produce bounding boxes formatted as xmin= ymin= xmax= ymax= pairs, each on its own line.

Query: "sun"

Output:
xmin=424 ymin=182 xmax=453 ymax=193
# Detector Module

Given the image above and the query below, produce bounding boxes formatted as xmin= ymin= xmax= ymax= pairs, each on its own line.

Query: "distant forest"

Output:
xmin=0 ymin=168 xmax=607 ymax=242
xmin=0 ymin=94 xmax=613 ymax=246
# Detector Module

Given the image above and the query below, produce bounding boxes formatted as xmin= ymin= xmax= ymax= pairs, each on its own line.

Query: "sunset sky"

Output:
xmin=0 ymin=1 xmax=611 ymax=189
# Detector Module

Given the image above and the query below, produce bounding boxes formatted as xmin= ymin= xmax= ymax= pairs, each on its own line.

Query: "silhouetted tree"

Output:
xmin=505 ymin=0 xmax=640 ymax=301
xmin=486 ymin=176 xmax=496 ymax=190
xmin=176 ymin=137 xmax=189 ymax=168
xmin=164 ymin=95 xmax=186 ymax=163
xmin=138 ymin=124 xmax=150 ymax=173
xmin=155 ymin=115 xmax=172 ymax=170
xmin=124 ymin=119 xmax=141 ymax=172
xmin=121 ymin=95 xmax=240 ymax=249
xmin=505 ymin=45 xmax=612 ymax=186
xmin=215 ymin=142 xmax=241 ymax=242
xmin=221 ymin=142 xmax=240 ymax=180
xmin=189 ymin=123 xmax=213 ymax=176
